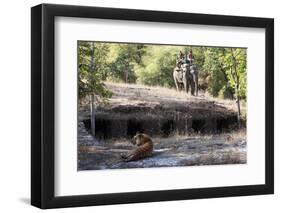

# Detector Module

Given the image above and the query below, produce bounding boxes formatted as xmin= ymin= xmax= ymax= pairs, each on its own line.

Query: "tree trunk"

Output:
xmin=125 ymin=70 xmax=128 ymax=83
xmin=235 ymin=83 xmax=241 ymax=127
xmin=90 ymin=94 xmax=95 ymax=136
xmin=230 ymin=48 xmax=241 ymax=127
xmin=89 ymin=41 xmax=96 ymax=136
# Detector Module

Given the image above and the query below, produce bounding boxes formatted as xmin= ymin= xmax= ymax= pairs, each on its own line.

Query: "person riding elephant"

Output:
xmin=177 ymin=51 xmax=185 ymax=65
xmin=174 ymin=50 xmax=198 ymax=96
xmin=187 ymin=50 xmax=195 ymax=65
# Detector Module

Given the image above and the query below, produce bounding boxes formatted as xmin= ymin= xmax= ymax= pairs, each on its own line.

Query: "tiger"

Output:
xmin=121 ymin=133 xmax=153 ymax=162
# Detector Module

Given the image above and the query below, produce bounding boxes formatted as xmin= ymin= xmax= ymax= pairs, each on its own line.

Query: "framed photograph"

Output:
xmin=31 ymin=4 xmax=274 ymax=209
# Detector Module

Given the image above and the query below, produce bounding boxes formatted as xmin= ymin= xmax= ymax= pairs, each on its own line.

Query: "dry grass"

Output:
xmin=104 ymin=81 xmax=246 ymax=116
xmin=155 ymin=128 xmax=246 ymax=144
xmin=106 ymin=81 xmax=196 ymax=100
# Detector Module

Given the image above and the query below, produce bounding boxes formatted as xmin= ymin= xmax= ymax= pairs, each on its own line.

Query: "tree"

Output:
xmin=107 ymin=44 xmax=146 ymax=83
xmin=202 ymin=48 xmax=230 ymax=97
xmin=78 ymin=41 xmax=112 ymax=100
xmin=135 ymin=46 xmax=179 ymax=87
xmin=78 ymin=41 xmax=112 ymax=136
xmin=202 ymin=47 xmax=246 ymax=124
xmin=224 ymin=48 xmax=247 ymax=125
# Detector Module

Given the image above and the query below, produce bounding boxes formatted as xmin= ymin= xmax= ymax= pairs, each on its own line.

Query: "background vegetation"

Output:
xmin=78 ymin=41 xmax=247 ymax=103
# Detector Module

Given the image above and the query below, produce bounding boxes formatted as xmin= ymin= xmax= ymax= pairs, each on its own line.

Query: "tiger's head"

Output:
xmin=132 ymin=133 xmax=146 ymax=146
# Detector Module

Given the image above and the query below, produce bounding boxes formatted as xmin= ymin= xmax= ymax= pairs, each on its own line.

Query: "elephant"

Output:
xmin=173 ymin=64 xmax=198 ymax=96
xmin=173 ymin=64 xmax=189 ymax=93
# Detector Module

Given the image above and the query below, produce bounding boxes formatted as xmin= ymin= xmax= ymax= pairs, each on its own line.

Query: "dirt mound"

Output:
xmin=80 ymin=82 xmax=241 ymax=139
xmin=100 ymin=82 xmax=237 ymax=119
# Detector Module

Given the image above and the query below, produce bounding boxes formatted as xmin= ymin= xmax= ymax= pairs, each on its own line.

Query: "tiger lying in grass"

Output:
xmin=121 ymin=133 xmax=153 ymax=162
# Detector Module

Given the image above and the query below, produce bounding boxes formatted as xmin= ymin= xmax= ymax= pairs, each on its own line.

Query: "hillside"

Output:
xmin=80 ymin=82 xmax=244 ymax=138
xmin=78 ymin=82 xmax=246 ymax=170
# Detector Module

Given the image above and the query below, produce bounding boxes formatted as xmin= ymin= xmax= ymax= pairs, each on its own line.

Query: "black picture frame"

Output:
xmin=31 ymin=3 xmax=274 ymax=209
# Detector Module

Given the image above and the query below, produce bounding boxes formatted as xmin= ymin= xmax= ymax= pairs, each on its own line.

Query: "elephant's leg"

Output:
xmin=183 ymin=76 xmax=188 ymax=94
xmin=183 ymin=81 xmax=187 ymax=93
xmin=174 ymin=79 xmax=179 ymax=91
xmin=190 ymin=79 xmax=195 ymax=96
xmin=186 ymin=76 xmax=190 ymax=94
xmin=193 ymin=74 xmax=198 ymax=96
xmin=179 ymin=83 xmax=183 ymax=91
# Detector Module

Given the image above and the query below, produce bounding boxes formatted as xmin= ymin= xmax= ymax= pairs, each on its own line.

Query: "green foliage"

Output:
xmin=201 ymin=47 xmax=246 ymax=100
xmin=107 ymin=44 xmax=146 ymax=83
xmin=203 ymin=49 xmax=228 ymax=96
xmin=78 ymin=41 xmax=112 ymax=101
xmin=135 ymin=46 xmax=179 ymax=87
